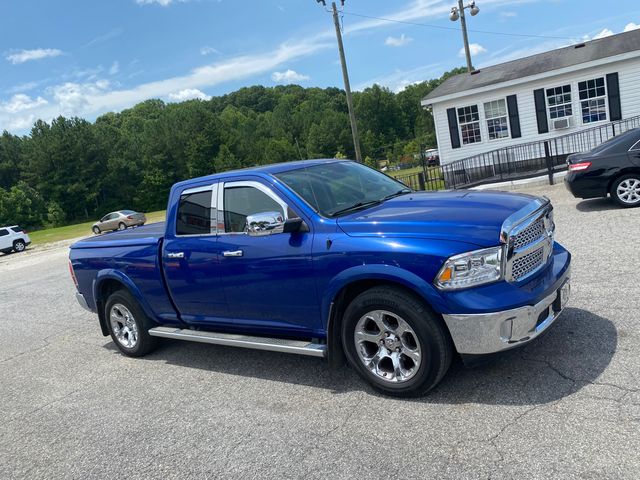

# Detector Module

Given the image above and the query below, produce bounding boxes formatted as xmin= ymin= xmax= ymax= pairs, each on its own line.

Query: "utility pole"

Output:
xmin=330 ymin=1 xmax=363 ymax=163
xmin=450 ymin=1 xmax=480 ymax=73
xmin=458 ymin=0 xmax=472 ymax=72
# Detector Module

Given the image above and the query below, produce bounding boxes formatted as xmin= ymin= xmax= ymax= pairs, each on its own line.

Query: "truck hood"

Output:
xmin=336 ymin=190 xmax=538 ymax=247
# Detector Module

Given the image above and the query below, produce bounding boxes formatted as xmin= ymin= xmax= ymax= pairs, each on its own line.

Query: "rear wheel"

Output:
xmin=611 ymin=175 xmax=640 ymax=207
xmin=13 ymin=240 xmax=26 ymax=253
xmin=105 ymin=289 xmax=158 ymax=357
xmin=118 ymin=222 xmax=126 ymax=231
xmin=341 ymin=286 xmax=452 ymax=397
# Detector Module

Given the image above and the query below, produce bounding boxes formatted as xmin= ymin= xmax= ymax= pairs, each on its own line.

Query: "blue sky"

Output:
xmin=1 ymin=0 xmax=640 ymax=134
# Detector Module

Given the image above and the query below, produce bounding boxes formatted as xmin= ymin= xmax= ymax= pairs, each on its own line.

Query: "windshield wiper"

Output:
xmin=329 ymin=189 xmax=412 ymax=217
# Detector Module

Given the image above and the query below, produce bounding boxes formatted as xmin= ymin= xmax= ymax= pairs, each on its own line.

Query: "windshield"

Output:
xmin=274 ymin=161 xmax=411 ymax=217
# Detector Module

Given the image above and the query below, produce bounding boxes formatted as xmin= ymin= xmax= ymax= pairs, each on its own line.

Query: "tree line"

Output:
xmin=0 ymin=67 xmax=465 ymax=229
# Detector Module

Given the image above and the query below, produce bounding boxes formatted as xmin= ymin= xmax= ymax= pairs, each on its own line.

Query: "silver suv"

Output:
xmin=0 ymin=226 xmax=31 ymax=254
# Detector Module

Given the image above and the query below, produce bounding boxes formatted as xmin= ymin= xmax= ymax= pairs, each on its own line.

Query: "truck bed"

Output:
xmin=71 ymin=222 xmax=165 ymax=249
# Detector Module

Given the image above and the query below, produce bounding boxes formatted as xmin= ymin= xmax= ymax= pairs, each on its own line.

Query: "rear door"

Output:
xmin=216 ymin=180 xmax=319 ymax=334
xmin=629 ymin=138 xmax=640 ymax=167
xmin=162 ymin=183 xmax=228 ymax=326
xmin=0 ymin=228 xmax=10 ymax=250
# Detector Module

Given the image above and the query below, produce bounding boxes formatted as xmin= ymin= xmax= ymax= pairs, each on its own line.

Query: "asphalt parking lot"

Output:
xmin=1 ymin=182 xmax=638 ymax=479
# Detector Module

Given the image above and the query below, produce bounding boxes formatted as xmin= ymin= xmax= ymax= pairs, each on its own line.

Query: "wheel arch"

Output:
xmin=93 ymin=270 xmax=156 ymax=337
xmin=607 ymin=167 xmax=640 ymax=194
xmin=323 ymin=266 xmax=448 ymax=368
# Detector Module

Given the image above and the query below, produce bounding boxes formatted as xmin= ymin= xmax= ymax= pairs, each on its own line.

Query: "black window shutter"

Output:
xmin=506 ymin=95 xmax=521 ymax=138
xmin=533 ymin=89 xmax=548 ymax=134
xmin=447 ymin=108 xmax=461 ymax=149
xmin=606 ymin=72 xmax=622 ymax=121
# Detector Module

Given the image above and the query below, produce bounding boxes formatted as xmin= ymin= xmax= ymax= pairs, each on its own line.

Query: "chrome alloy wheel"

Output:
xmin=354 ymin=310 xmax=422 ymax=383
xmin=617 ymin=178 xmax=640 ymax=204
xmin=109 ymin=304 xmax=139 ymax=349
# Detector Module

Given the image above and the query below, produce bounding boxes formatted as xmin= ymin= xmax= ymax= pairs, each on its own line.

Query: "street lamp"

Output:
xmin=450 ymin=1 xmax=480 ymax=72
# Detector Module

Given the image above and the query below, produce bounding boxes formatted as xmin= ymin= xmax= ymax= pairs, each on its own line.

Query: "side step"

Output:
xmin=148 ymin=327 xmax=327 ymax=358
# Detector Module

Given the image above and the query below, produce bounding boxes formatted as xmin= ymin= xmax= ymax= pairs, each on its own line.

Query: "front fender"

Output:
xmin=320 ymin=264 xmax=446 ymax=330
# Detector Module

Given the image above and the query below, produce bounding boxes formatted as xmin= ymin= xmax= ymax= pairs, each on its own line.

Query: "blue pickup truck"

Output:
xmin=69 ymin=160 xmax=571 ymax=396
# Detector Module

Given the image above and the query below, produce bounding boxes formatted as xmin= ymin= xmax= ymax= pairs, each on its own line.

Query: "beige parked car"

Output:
xmin=92 ymin=210 xmax=146 ymax=234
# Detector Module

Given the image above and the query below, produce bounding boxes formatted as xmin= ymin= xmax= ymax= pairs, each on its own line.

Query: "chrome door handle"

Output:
xmin=167 ymin=252 xmax=184 ymax=259
xmin=223 ymin=250 xmax=244 ymax=257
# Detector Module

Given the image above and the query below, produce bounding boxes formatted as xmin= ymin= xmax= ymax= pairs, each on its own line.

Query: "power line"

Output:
xmin=343 ymin=11 xmax=573 ymax=41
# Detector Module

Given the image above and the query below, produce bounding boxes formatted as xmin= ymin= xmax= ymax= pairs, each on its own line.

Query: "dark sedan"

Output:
xmin=565 ymin=128 xmax=640 ymax=207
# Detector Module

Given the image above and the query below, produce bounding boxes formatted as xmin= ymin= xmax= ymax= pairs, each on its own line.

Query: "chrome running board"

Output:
xmin=148 ymin=327 xmax=327 ymax=358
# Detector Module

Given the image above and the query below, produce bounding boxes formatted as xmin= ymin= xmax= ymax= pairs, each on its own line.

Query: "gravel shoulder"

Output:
xmin=1 ymin=184 xmax=638 ymax=479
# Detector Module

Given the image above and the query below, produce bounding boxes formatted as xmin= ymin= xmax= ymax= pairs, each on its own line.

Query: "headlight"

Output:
xmin=435 ymin=246 xmax=504 ymax=290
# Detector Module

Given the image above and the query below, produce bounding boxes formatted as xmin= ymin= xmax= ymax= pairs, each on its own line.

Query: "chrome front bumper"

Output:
xmin=442 ymin=279 xmax=571 ymax=355
xmin=75 ymin=292 xmax=92 ymax=312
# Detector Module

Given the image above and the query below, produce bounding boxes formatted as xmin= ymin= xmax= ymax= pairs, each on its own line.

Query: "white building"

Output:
xmin=421 ymin=30 xmax=640 ymax=165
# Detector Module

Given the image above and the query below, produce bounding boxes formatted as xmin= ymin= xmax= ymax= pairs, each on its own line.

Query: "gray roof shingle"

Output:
xmin=422 ymin=29 xmax=640 ymax=104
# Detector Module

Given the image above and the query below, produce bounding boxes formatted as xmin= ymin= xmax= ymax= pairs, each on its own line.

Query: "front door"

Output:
xmin=162 ymin=183 xmax=228 ymax=326
xmin=216 ymin=180 xmax=319 ymax=335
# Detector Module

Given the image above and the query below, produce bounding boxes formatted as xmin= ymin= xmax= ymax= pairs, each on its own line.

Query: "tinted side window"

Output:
xmin=176 ymin=190 xmax=213 ymax=235
xmin=10 ymin=227 xmax=22 ymax=233
xmin=223 ymin=186 xmax=284 ymax=233
xmin=0 ymin=229 xmax=8 ymax=237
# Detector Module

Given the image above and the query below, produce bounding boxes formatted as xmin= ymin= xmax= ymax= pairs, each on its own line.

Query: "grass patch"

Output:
xmin=28 ymin=210 xmax=166 ymax=246
xmin=387 ymin=166 xmax=425 ymax=178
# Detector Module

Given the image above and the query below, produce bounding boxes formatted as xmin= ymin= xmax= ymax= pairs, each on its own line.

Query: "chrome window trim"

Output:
xmin=218 ymin=180 xmax=289 ymax=236
xmin=175 ymin=183 xmax=219 ymax=237
xmin=629 ymin=139 xmax=640 ymax=152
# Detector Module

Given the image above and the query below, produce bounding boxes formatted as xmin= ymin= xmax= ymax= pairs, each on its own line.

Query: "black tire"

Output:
xmin=118 ymin=222 xmax=126 ymax=231
xmin=104 ymin=289 xmax=158 ymax=357
xmin=92 ymin=226 xmax=101 ymax=234
xmin=611 ymin=174 xmax=640 ymax=208
xmin=341 ymin=286 xmax=452 ymax=397
xmin=13 ymin=240 xmax=26 ymax=253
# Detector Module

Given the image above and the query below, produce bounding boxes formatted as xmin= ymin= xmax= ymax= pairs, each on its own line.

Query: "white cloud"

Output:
xmin=136 ymin=0 xmax=183 ymax=5
xmin=6 ymin=48 xmax=63 ymax=64
xmin=200 ymin=46 xmax=220 ymax=56
xmin=356 ymin=63 xmax=442 ymax=93
xmin=499 ymin=11 xmax=517 ymax=19
xmin=168 ymin=88 xmax=211 ymax=101
xmin=624 ymin=22 xmax=640 ymax=32
xmin=385 ymin=34 xmax=412 ymax=47
xmin=0 ymin=94 xmax=48 ymax=114
xmin=593 ymin=28 xmax=614 ymax=39
xmin=48 ymin=80 xmax=111 ymax=115
xmin=7 ymin=81 xmax=40 ymax=94
xmin=109 ymin=61 xmax=120 ymax=75
xmin=271 ymin=69 xmax=310 ymax=83
xmin=460 ymin=43 xmax=487 ymax=57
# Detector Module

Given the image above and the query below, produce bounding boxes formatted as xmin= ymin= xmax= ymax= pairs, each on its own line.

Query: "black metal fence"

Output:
xmin=442 ymin=115 xmax=640 ymax=189
xmin=393 ymin=115 xmax=640 ymax=190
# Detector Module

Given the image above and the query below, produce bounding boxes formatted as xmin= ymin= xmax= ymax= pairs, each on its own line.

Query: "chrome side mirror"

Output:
xmin=245 ymin=211 xmax=285 ymax=236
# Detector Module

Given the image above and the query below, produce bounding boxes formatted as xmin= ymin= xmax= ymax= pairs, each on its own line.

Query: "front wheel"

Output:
xmin=92 ymin=226 xmax=101 ymax=235
xmin=342 ymin=286 xmax=452 ymax=397
xmin=611 ymin=175 xmax=640 ymax=207
xmin=105 ymin=289 xmax=158 ymax=357
xmin=13 ymin=240 xmax=26 ymax=253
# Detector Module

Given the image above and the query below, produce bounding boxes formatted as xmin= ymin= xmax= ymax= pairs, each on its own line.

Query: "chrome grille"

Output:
xmin=502 ymin=200 xmax=554 ymax=282
xmin=511 ymin=247 xmax=544 ymax=280
xmin=512 ymin=218 xmax=546 ymax=250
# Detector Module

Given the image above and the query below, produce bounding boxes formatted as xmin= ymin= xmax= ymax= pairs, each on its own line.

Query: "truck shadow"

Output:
xmin=575 ymin=198 xmax=619 ymax=212
xmin=121 ymin=307 xmax=616 ymax=406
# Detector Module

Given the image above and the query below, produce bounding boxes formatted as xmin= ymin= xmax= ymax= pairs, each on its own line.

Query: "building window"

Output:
xmin=546 ymin=85 xmax=572 ymax=120
xmin=579 ymin=77 xmax=607 ymax=123
xmin=457 ymin=105 xmax=482 ymax=145
xmin=484 ymin=99 xmax=509 ymax=140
